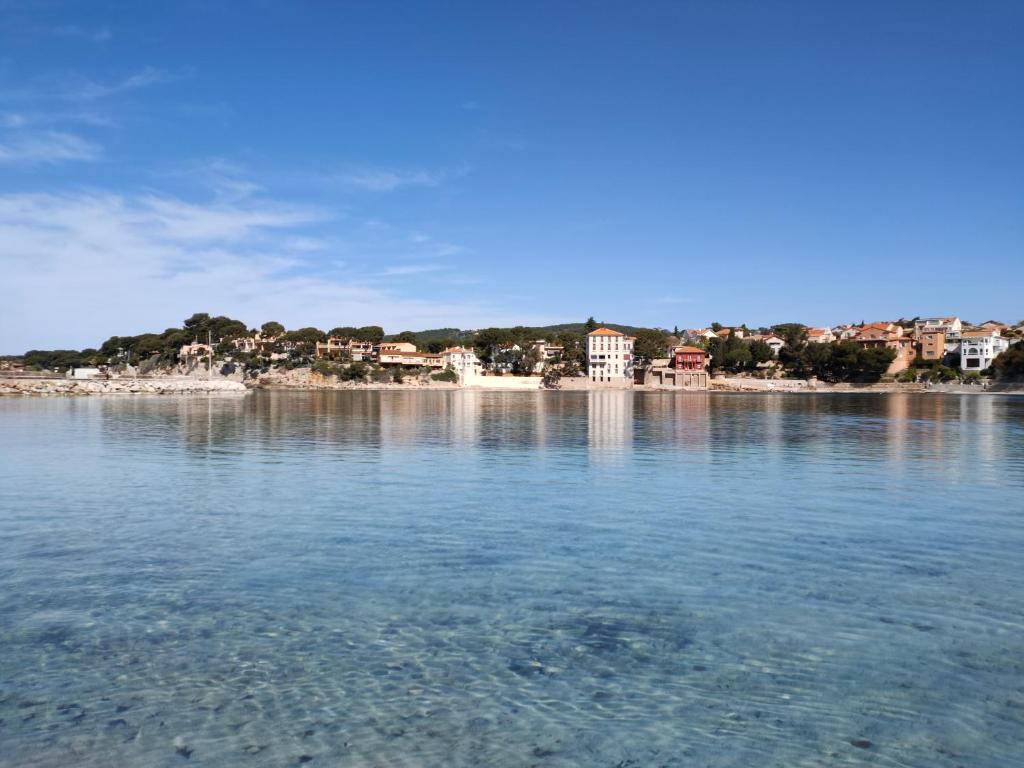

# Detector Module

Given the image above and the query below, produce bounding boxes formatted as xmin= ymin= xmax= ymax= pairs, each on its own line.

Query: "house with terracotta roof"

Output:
xmin=850 ymin=323 xmax=915 ymax=374
xmin=806 ymin=327 xmax=835 ymax=344
xmin=831 ymin=324 xmax=860 ymax=341
xmin=585 ymin=328 xmax=635 ymax=383
xmin=645 ymin=345 xmax=708 ymax=390
xmin=715 ymin=327 xmax=745 ymax=339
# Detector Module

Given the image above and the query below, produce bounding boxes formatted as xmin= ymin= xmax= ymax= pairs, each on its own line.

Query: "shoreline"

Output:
xmin=3 ymin=375 xmax=1021 ymax=397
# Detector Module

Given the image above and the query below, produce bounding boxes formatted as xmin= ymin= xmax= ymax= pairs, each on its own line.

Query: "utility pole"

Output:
xmin=208 ymin=330 xmax=213 ymax=381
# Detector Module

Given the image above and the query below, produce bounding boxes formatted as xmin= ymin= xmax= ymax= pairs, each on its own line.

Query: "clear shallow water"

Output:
xmin=1 ymin=391 xmax=1022 ymax=768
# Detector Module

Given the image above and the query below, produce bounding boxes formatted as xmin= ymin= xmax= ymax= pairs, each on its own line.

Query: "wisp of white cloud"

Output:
xmin=0 ymin=190 xmax=522 ymax=352
xmin=333 ymin=166 xmax=446 ymax=191
xmin=0 ymin=130 xmax=101 ymax=164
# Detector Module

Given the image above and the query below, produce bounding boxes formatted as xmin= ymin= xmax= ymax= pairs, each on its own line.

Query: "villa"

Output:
xmin=442 ymin=347 xmax=483 ymax=383
xmin=850 ymin=323 xmax=916 ymax=374
xmin=960 ymin=330 xmax=1009 ymax=372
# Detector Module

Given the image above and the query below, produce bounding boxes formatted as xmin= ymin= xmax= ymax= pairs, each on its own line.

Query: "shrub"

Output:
xmin=339 ymin=361 xmax=369 ymax=382
xmin=311 ymin=360 xmax=337 ymax=377
xmin=431 ymin=366 xmax=459 ymax=383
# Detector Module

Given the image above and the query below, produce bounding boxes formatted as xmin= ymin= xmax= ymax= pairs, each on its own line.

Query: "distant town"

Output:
xmin=3 ymin=313 xmax=1023 ymax=390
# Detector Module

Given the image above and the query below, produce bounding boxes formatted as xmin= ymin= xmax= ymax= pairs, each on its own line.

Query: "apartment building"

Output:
xmin=585 ymin=328 xmax=635 ymax=383
xmin=918 ymin=331 xmax=946 ymax=361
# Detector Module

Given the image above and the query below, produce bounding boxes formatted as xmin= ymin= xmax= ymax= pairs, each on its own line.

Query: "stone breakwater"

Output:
xmin=0 ymin=377 xmax=248 ymax=397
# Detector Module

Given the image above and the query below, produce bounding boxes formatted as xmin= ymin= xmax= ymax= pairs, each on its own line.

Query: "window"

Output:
xmin=965 ymin=358 xmax=980 ymax=368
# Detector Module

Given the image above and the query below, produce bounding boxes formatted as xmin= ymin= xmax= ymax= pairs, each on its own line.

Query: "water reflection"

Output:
xmin=2 ymin=392 xmax=1022 ymax=767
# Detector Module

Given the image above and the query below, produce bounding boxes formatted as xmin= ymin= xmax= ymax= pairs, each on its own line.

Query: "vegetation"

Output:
xmin=431 ymin=366 xmax=459 ymax=383
xmin=632 ymin=328 xmax=669 ymax=366
xmin=992 ymin=345 xmax=1024 ymax=381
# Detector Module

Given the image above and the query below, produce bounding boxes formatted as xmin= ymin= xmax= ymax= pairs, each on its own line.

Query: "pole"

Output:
xmin=208 ymin=330 xmax=213 ymax=380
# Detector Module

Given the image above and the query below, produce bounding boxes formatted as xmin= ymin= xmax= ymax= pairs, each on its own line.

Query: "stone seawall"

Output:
xmin=0 ymin=377 xmax=249 ymax=396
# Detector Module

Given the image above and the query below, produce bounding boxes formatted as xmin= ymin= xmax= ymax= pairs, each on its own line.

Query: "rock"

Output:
xmin=850 ymin=739 xmax=872 ymax=749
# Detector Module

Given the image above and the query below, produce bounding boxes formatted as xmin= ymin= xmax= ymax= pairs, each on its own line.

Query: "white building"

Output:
xmin=442 ymin=347 xmax=482 ymax=384
xmin=914 ymin=316 xmax=962 ymax=337
xmin=746 ymin=334 xmax=784 ymax=356
xmin=585 ymin=328 xmax=635 ymax=383
xmin=960 ymin=330 xmax=1009 ymax=372
xmin=68 ymin=367 xmax=102 ymax=379
xmin=529 ymin=340 xmax=565 ymax=373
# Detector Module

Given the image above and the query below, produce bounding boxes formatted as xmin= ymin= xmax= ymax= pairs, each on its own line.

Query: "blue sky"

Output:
xmin=1 ymin=1 xmax=1021 ymax=352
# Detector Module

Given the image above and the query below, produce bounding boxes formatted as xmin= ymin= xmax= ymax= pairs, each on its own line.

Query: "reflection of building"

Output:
xmin=587 ymin=390 xmax=632 ymax=457
xmin=585 ymin=328 xmax=635 ymax=383
xmin=960 ymin=330 xmax=1008 ymax=372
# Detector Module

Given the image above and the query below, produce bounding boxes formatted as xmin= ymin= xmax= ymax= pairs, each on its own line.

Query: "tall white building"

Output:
xmin=441 ymin=347 xmax=482 ymax=384
xmin=585 ymin=328 xmax=635 ymax=383
xmin=960 ymin=330 xmax=1009 ymax=372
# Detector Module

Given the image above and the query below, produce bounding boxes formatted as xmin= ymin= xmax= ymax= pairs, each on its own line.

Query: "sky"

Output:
xmin=1 ymin=1 xmax=1022 ymax=352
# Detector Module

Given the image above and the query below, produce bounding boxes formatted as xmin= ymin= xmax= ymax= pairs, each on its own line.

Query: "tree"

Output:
xmin=520 ymin=344 xmax=544 ymax=375
xmin=261 ymin=321 xmax=285 ymax=337
xmin=473 ymin=327 xmax=513 ymax=363
xmin=771 ymin=323 xmax=807 ymax=349
xmin=723 ymin=345 xmax=752 ymax=371
xmin=542 ymin=363 xmax=562 ymax=388
xmin=391 ymin=366 xmax=405 ymax=383
xmin=748 ymin=340 xmax=774 ymax=366
xmin=710 ymin=322 xmax=723 ymax=332
xmin=356 ymin=326 xmax=384 ymax=343
xmin=584 ymin=316 xmax=598 ymax=333
xmin=632 ymin=328 xmax=669 ymax=367
xmin=992 ymin=345 xmax=1024 ymax=380
xmin=394 ymin=331 xmax=418 ymax=345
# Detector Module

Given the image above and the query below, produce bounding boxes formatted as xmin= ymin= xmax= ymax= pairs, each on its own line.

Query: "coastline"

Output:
xmin=0 ymin=376 xmax=248 ymax=397
xmin=3 ymin=372 xmax=1021 ymax=397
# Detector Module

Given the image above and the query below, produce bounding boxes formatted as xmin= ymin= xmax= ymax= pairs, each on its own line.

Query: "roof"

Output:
xmin=587 ymin=327 xmax=625 ymax=336
xmin=443 ymin=346 xmax=474 ymax=354
xmin=962 ymin=330 xmax=1001 ymax=338
xmin=674 ymin=346 xmax=705 ymax=354
xmin=807 ymin=327 xmax=831 ymax=336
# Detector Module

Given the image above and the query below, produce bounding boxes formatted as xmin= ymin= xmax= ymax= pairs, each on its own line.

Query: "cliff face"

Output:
xmin=0 ymin=377 xmax=248 ymax=396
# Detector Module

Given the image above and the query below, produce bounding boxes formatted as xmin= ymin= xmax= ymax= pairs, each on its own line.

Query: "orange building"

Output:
xmin=918 ymin=331 xmax=946 ymax=361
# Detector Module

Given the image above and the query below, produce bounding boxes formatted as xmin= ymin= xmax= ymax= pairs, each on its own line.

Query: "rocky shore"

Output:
xmin=0 ymin=377 xmax=248 ymax=397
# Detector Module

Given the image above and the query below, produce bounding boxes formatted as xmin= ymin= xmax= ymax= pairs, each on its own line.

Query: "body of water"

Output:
xmin=1 ymin=391 xmax=1022 ymax=767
